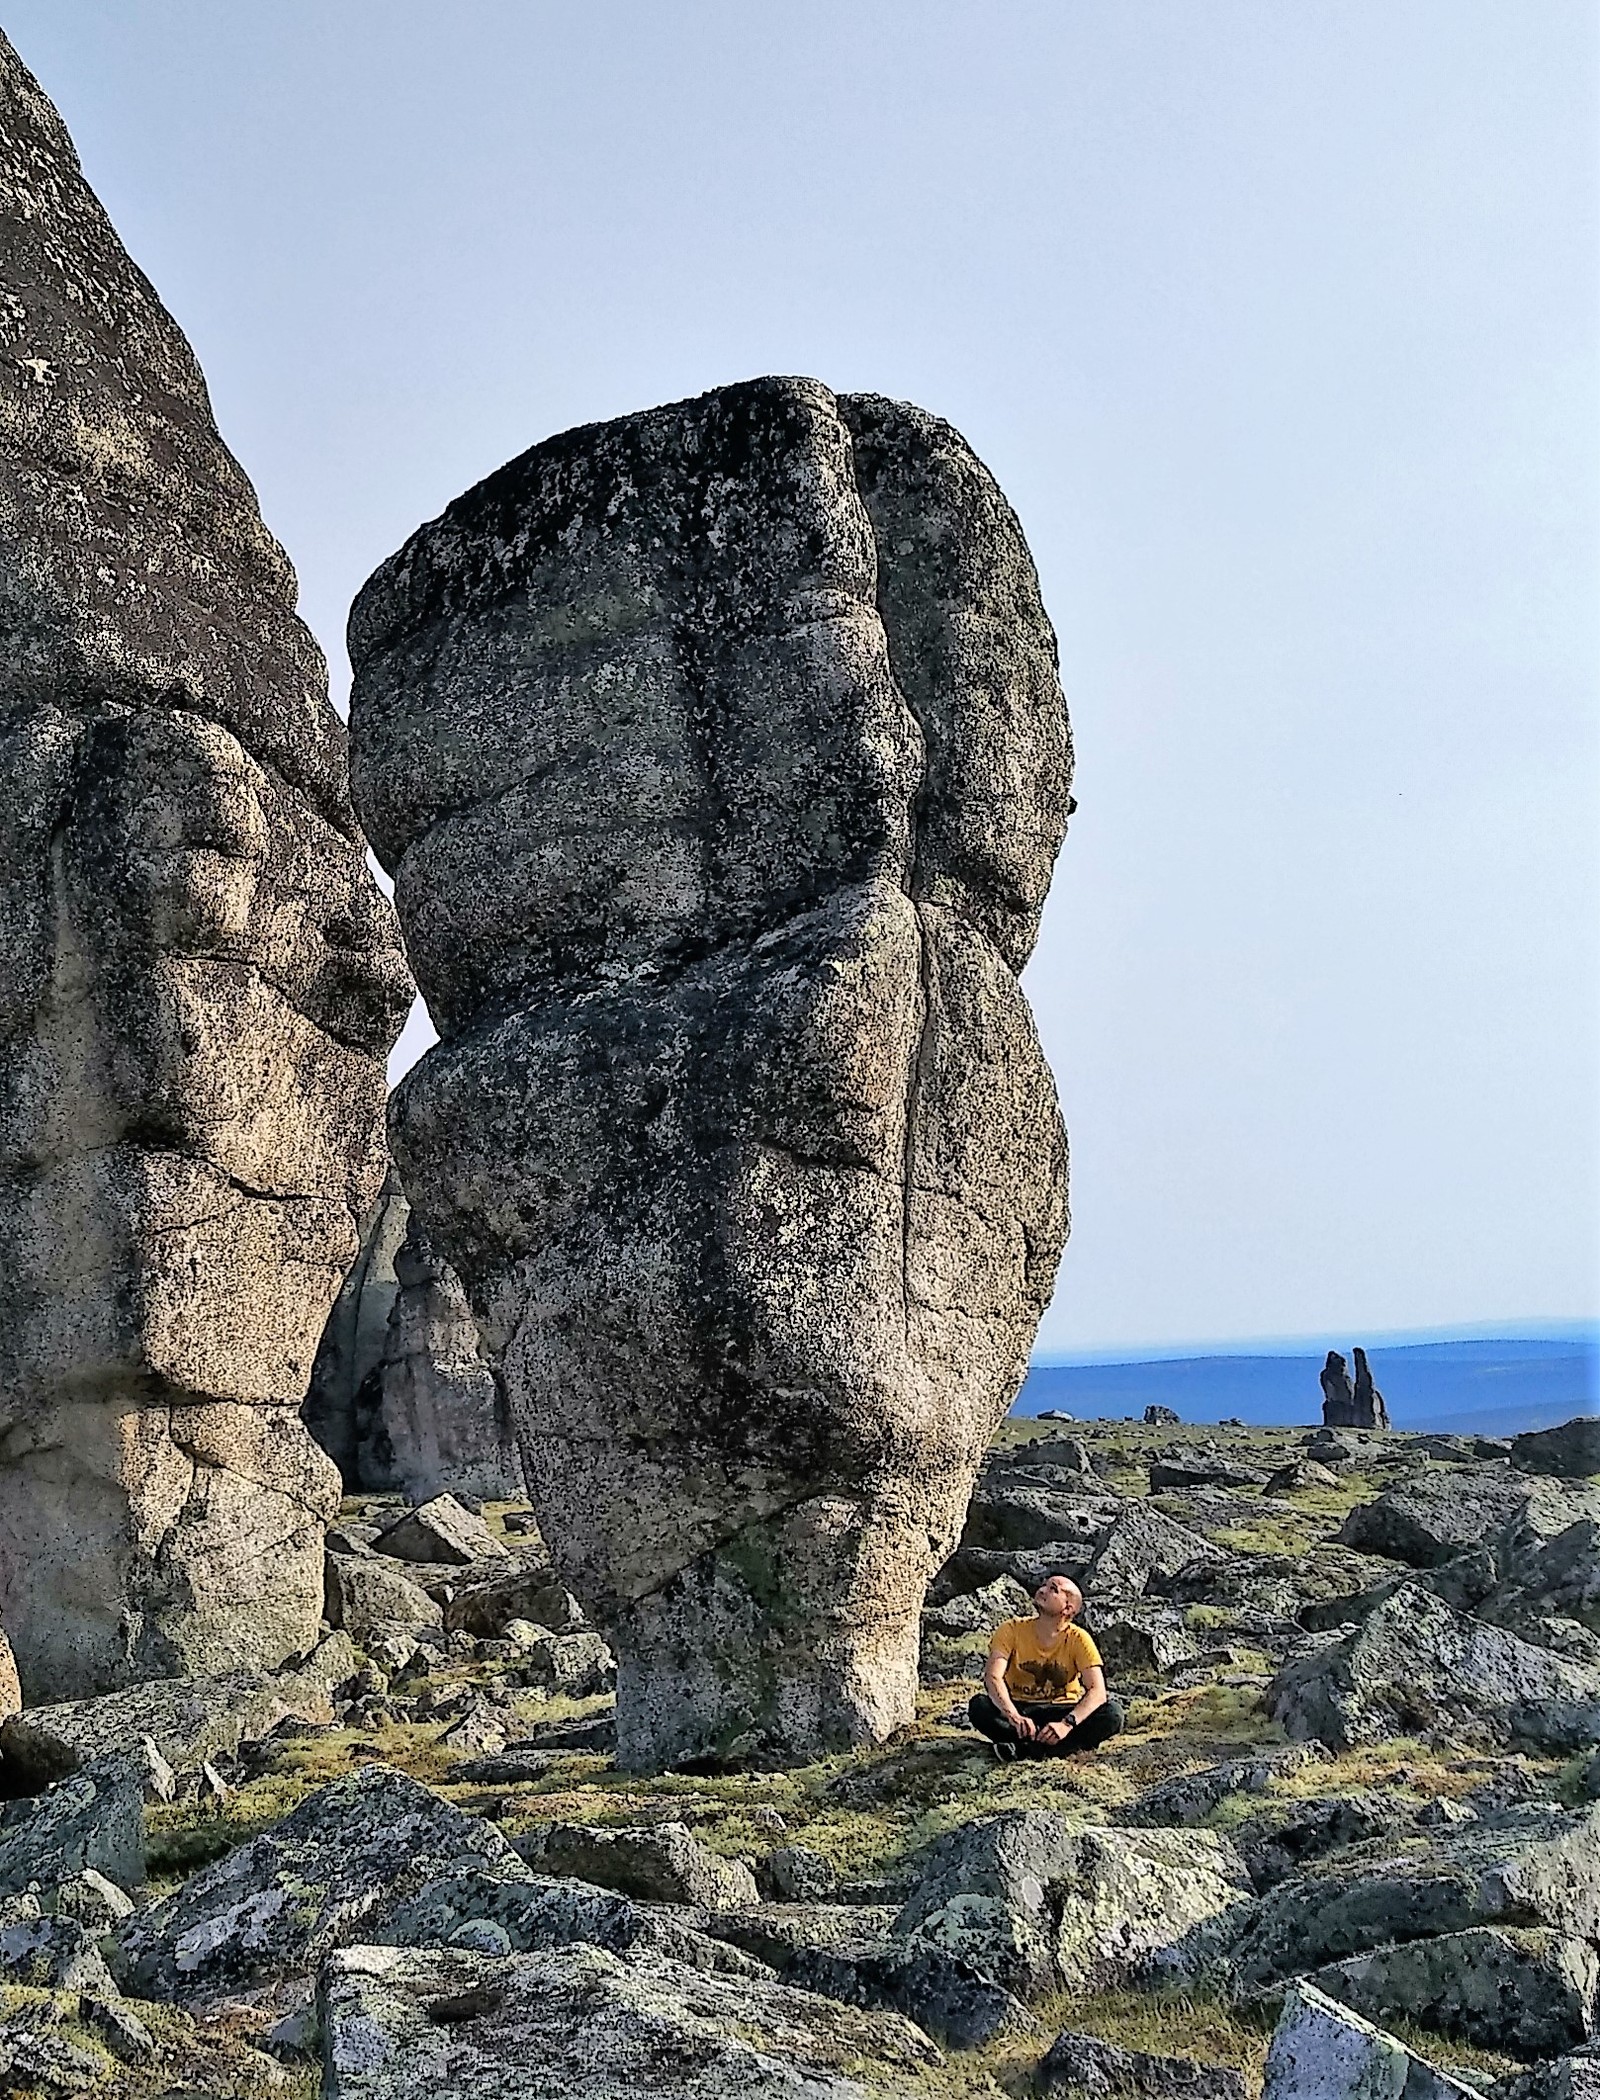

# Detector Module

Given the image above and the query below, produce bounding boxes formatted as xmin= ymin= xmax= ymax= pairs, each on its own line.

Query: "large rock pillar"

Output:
xmin=0 ymin=34 xmax=412 ymax=1697
xmin=350 ymin=378 xmax=1071 ymax=1767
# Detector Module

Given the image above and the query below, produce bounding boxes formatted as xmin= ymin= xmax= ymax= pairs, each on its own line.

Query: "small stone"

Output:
xmin=1037 ymin=2028 xmax=1248 ymax=2097
xmin=79 ymin=1993 xmax=156 ymax=2063
xmin=47 ymin=1867 xmax=135 ymax=1931
xmin=759 ymin=1846 xmax=839 ymax=1903
xmin=135 ymin=1734 xmax=177 ymax=1805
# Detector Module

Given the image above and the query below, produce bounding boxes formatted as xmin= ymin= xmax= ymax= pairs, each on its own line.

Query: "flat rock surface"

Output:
xmin=318 ymin=1940 xmax=943 ymax=2098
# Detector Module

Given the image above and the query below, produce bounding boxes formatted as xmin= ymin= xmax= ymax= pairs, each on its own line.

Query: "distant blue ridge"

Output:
xmin=1016 ymin=1329 xmax=1600 ymax=1436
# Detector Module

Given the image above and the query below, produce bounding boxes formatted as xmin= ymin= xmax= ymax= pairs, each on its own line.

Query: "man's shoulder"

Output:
xmin=992 ymin=1615 xmax=1032 ymax=1641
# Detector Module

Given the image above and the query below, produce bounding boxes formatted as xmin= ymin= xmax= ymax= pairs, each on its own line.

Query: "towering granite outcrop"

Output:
xmin=1321 ymin=1349 xmax=1390 ymax=1431
xmin=350 ymin=378 xmax=1071 ymax=1767
xmin=0 ymin=34 xmax=412 ymax=1697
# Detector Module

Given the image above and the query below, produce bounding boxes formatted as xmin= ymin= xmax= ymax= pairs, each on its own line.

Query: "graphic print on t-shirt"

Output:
xmin=989 ymin=1618 xmax=1102 ymax=1707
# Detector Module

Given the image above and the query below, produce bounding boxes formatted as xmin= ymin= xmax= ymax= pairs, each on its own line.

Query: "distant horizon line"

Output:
xmin=1032 ymin=1315 xmax=1600 ymax=1367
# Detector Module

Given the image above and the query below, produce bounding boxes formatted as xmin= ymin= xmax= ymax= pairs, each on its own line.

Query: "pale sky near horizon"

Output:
xmin=11 ymin=2 xmax=1598 ymax=1353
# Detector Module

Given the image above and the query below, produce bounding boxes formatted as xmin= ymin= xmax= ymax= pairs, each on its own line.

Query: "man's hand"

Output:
xmin=1036 ymin=1718 xmax=1073 ymax=1746
xmin=1009 ymin=1711 xmax=1037 ymax=1740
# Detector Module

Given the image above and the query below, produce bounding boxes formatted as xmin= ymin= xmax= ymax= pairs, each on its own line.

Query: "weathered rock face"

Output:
xmin=0 ymin=34 xmax=411 ymax=1698
xmin=1351 ymin=1347 xmax=1389 ymax=1430
xmin=305 ymin=1172 xmax=524 ymax=1503
xmin=349 ymin=377 xmax=1072 ymax=1768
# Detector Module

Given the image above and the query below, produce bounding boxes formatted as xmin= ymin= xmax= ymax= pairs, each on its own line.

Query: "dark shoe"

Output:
xmin=989 ymin=1738 xmax=1018 ymax=1764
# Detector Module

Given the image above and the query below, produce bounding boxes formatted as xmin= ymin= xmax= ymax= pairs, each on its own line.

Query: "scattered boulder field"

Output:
xmin=0 ymin=1412 xmax=1595 ymax=2096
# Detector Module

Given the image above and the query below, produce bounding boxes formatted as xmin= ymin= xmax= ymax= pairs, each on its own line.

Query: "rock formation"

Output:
xmin=1351 ymin=1346 xmax=1390 ymax=1430
xmin=1320 ymin=1351 xmax=1356 ymax=1424
xmin=305 ymin=1171 xmax=524 ymax=1504
xmin=349 ymin=376 xmax=1072 ymax=1767
xmin=0 ymin=33 xmax=411 ymax=1699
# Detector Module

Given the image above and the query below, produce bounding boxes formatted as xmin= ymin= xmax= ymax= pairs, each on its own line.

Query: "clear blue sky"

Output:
xmin=13 ymin=2 xmax=1597 ymax=1352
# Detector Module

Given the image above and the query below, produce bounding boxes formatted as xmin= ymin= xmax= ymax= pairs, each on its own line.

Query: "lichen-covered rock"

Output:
xmin=1312 ymin=1926 xmax=1600 ymax=2057
xmin=0 ymin=1755 xmax=144 ymax=1895
xmin=1262 ymin=1982 xmax=1489 ymax=2099
xmin=1036 ymin=2029 xmax=1250 ymax=2098
xmin=324 ymin=1552 xmax=445 ymax=1650
xmin=318 ymin=1940 xmax=943 ymax=2099
xmin=527 ymin=1822 xmax=758 ymax=1911
xmin=1087 ymin=1505 xmax=1223 ymax=1597
xmin=1228 ymin=1804 xmax=1600 ymax=1992
xmin=892 ymin=1810 xmax=1251 ymax=1998
xmin=0 ymin=1634 xmax=357 ymax=1786
xmin=1337 ymin=1471 xmax=1591 ymax=1569
xmin=0 ymin=1907 xmax=116 ymax=1994
xmin=111 ymin=1762 xmax=524 ymax=2000
xmin=1266 ymin=1586 xmax=1600 ymax=1751
xmin=0 ymin=32 xmax=411 ymax=1702
xmin=349 ymin=377 xmax=1071 ymax=1770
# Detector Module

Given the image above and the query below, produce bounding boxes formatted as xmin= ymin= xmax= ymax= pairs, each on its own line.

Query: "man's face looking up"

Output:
xmin=1034 ymin=1574 xmax=1080 ymax=1619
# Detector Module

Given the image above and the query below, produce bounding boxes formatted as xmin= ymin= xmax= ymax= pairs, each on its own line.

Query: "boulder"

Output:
xmin=111 ymin=1762 xmax=526 ymax=2000
xmin=1336 ymin=1470 xmax=1585 ymax=1569
xmin=528 ymin=1823 xmax=759 ymax=1911
xmin=1321 ymin=1349 xmax=1390 ymax=1432
xmin=1234 ymin=1792 xmax=1399 ymax=1892
xmin=1514 ymin=1421 xmax=1600 ymax=1481
xmin=1144 ymin=1407 xmax=1182 ymax=1427
xmin=1036 ymin=2030 xmax=1249 ymax=2097
xmin=0 ymin=32 xmax=410 ymax=1704
xmin=1313 ymin=1926 xmax=1599 ymax=2056
xmin=1085 ymin=1603 xmax=1199 ymax=1678
xmin=961 ymin=1483 xmax=1114 ymax=1556
xmin=325 ymin=1552 xmax=445 ymax=1648
xmin=442 ymin=1563 xmax=583 ymax=1640
xmin=1116 ymin=1745 xmax=1328 ymax=1830
xmin=1227 ymin=1803 xmax=1600 ymax=1991
xmin=1265 ymin=1461 xmax=1341 ymax=1495
xmin=0 ymin=1907 xmax=116 ymax=1994
xmin=0 ymin=1636 xmax=358 ymax=1786
xmin=759 ymin=1847 xmax=840 ymax=1904
xmin=1262 ymin=1982 xmax=1489 ymax=2099
xmin=1088 ymin=1505 xmax=1223 ymax=1597
xmin=1266 ymin=1586 xmax=1600 ymax=1751
xmin=921 ymin=1574 xmax=1032 ymax=1639
xmin=49 ymin=1867 xmax=136 ymax=1933
xmin=515 ymin=1629 xmax=616 ymax=1697
xmin=1477 ymin=1520 xmax=1600 ymax=1644
xmin=1497 ymin=2050 xmax=1600 ymax=2100
xmin=1148 ymin=1458 xmax=1268 ymax=1492
xmin=365 ymin=1864 xmax=759 ymax=1976
xmin=318 ymin=1940 xmax=944 ymax=2098
xmin=780 ymin=1935 xmax=1032 ymax=2049
xmin=376 ymin=1495 xmax=510 ymax=1567
xmin=349 ymin=377 xmax=1073 ymax=1771
xmin=892 ymin=1810 xmax=1251 ymax=1998
xmin=0 ymin=1756 xmax=144 ymax=1895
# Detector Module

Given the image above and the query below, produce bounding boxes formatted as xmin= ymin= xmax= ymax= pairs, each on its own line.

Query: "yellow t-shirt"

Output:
xmin=988 ymin=1617 xmax=1102 ymax=1706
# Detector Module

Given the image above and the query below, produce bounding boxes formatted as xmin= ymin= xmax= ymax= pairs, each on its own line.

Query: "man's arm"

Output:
xmin=983 ymin=1646 xmax=1036 ymax=1739
xmin=1037 ymin=1665 xmax=1106 ymax=1744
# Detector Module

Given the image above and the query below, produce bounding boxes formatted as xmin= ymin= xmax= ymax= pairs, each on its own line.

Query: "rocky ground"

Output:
xmin=0 ymin=1412 xmax=1597 ymax=2098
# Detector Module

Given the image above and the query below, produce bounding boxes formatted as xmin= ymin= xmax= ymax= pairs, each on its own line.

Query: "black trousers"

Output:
xmin=969 ymin=1690 xmax=1125 ymax=1756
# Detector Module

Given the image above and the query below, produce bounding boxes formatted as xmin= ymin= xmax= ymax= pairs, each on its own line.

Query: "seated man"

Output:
xmin=969 ymin=1571 xmax=1124 ymax=1760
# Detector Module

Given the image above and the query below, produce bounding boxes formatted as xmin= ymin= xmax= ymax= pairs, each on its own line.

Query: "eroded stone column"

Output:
xmin=350 ymin=377 xmax=1071 ymax=1767
xmin=0 ymin=33 xmax=412 ymax=1697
